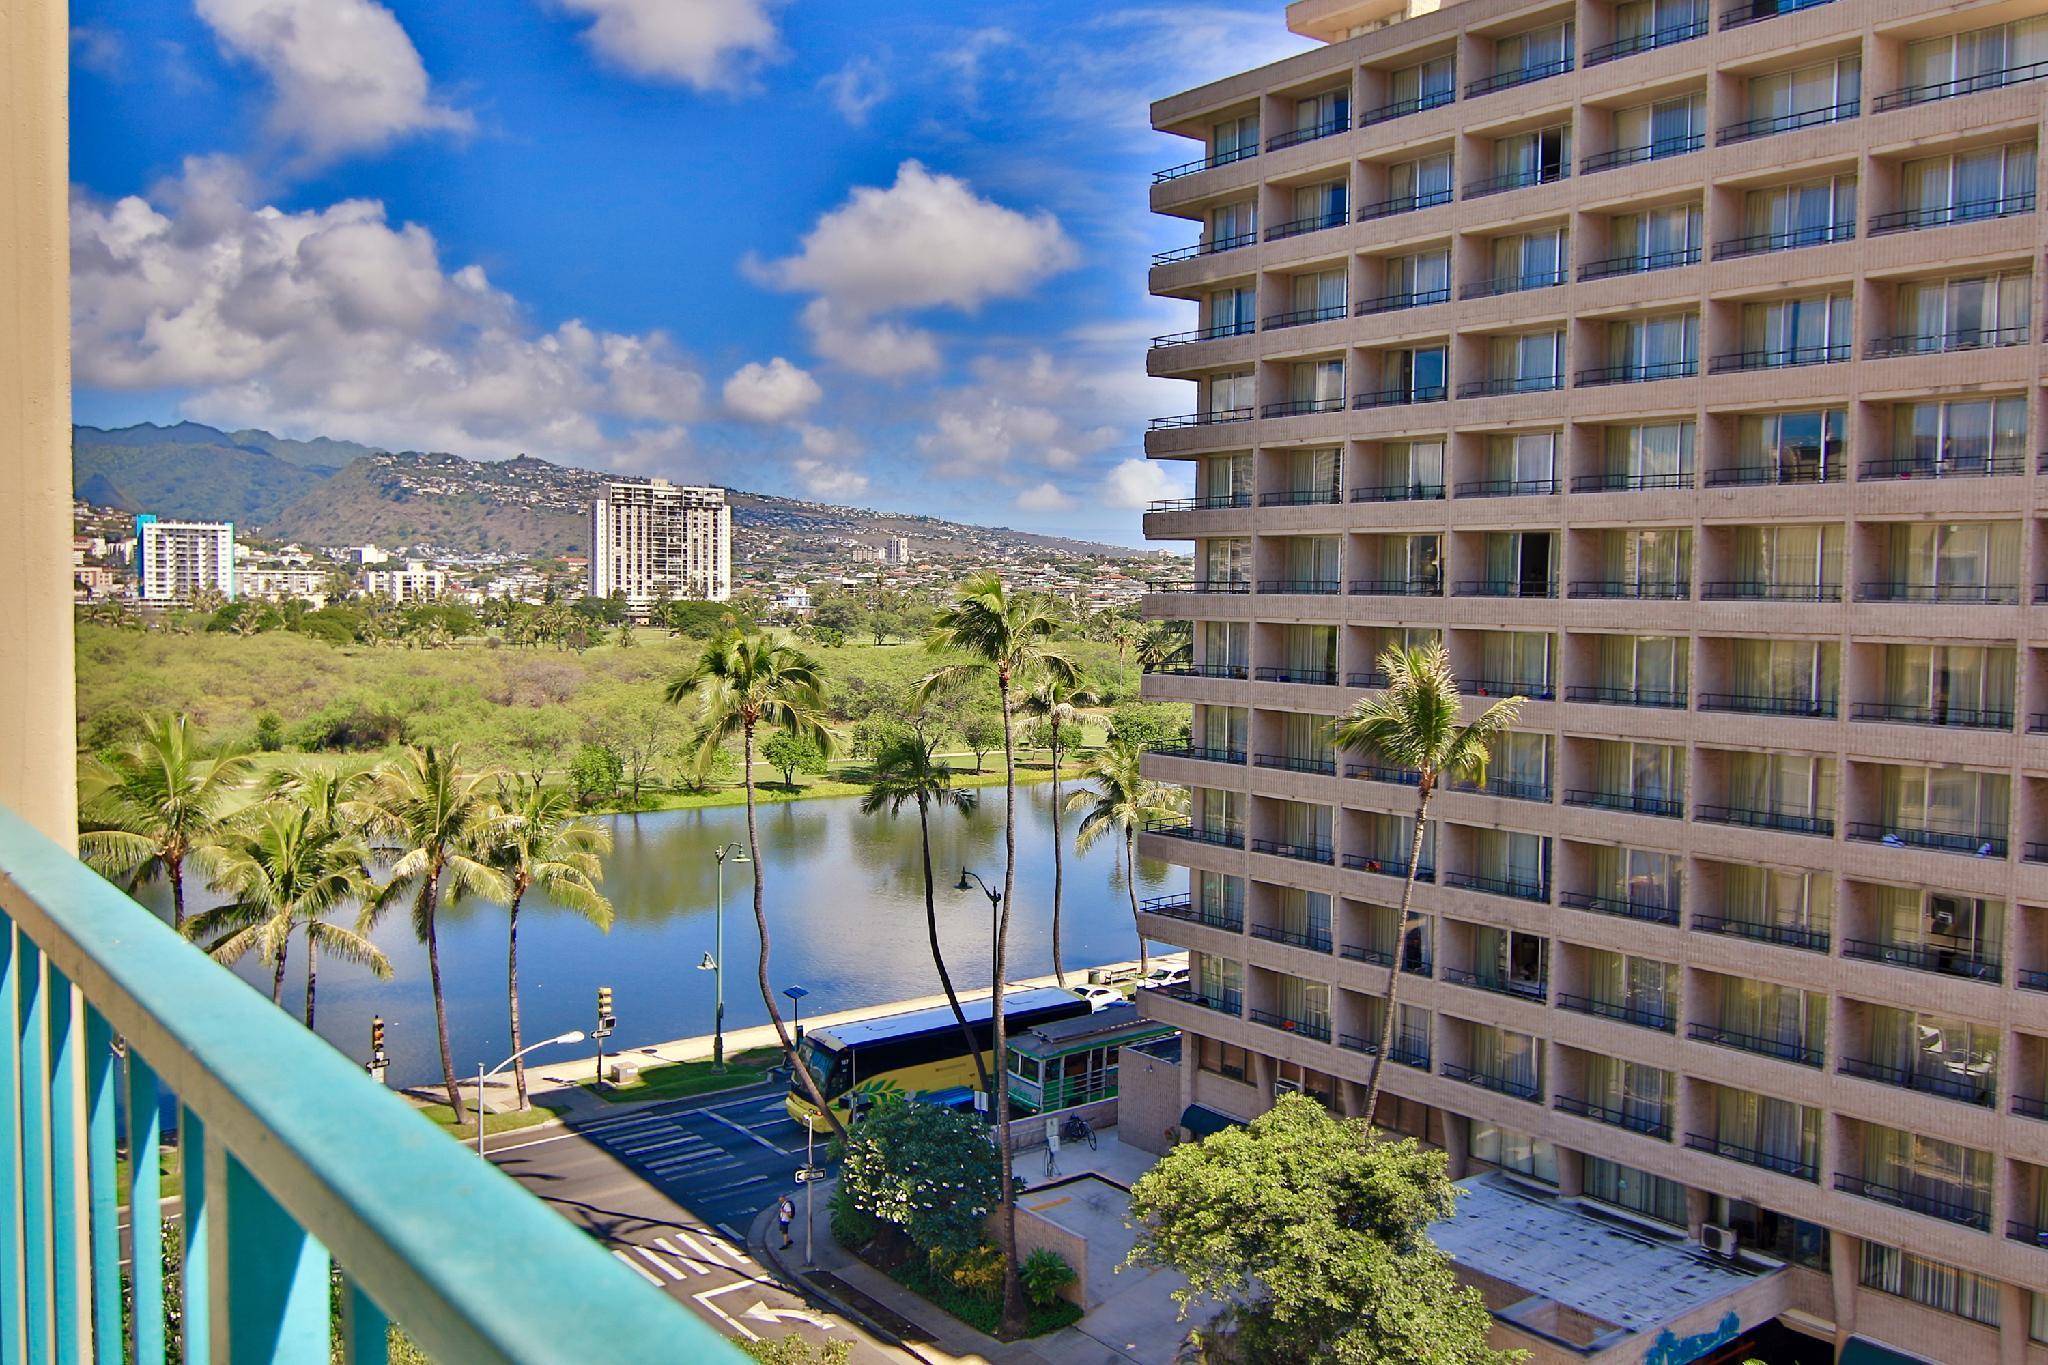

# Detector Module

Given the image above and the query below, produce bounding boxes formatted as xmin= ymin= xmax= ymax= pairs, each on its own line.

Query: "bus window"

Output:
xmin=795 ymin=1038 xmax=850 ymax=1098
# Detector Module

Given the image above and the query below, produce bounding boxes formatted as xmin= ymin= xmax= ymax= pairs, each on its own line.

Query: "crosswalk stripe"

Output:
xmin=613 ymin=1249 xmax=664 ymax=1287
xmin=701 ymin=1234 xmax=750 ymax=1268
xmin=654 ymin=1237 xmax=712 ymax=1275
xmin=634 ymin=1246 xmax=685 ymax=1281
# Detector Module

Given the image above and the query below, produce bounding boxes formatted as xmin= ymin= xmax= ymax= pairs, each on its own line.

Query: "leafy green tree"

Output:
xmin=849 ymin=713 xmax=912 ymax=761
xmin=253 ymin=712 xmax=285 ymax=752
xmin=1331 ymin=644 xmax=1521 ymax=1126
xmin=1127 ymin=1094 xmax=1516 ymax=1365
xmin=809 ymin=624 xmax=846 ymax=649
xmin=1105 ymin=700 xmax=1189 ymax=751
xmin=1019 ymin=677 xmax=1099 ymax=986
xmin=762 ymin=731 xmax=828 ymax=789
xmin=836 ymin=1100 xmax=1004 ymax=1260
xmin=569 ymin=743 xmax=622 ymax=806
xmin=1067 ymin=736 xmax=1185 ymax=974
xmin=498 ymin=706 xmax=579 ymax=789
xmin=667 ymin=631 xmax=844 ymax=1137
xmin=675 ymin=742 xmax=740 ymax=794
xmin=79 ymin=713 xmax=253 ymax=932
xmin=957 ymin=710 xmax=1003 ymax=773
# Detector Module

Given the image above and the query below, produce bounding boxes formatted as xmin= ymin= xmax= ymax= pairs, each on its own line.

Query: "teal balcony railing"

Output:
xmin=0 ymin=806 xmax=743 ymax=1363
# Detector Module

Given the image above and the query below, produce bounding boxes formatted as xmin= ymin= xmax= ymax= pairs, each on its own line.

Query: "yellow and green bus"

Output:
xmin=786 ymin=987 xmax=1091 ymax=1130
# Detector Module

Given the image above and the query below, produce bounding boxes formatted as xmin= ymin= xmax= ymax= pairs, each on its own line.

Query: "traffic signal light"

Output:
xmin=596 ymin=985 xmax=615 ymax=1033
xmin=370 ymin=1016 xmax=386 ymax=1058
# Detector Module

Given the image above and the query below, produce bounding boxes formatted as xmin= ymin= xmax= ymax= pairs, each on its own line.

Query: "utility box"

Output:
xmin=608 ymin=1063 xmax=638 ymax=1084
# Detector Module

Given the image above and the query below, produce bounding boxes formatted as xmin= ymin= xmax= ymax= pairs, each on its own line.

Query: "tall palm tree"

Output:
xmin=918 ymin=572 xmax=1075 ymax=1337
xmin=1067 ymin=736 xmax=1185 ymax=976
xmin=362 ymin=745 xmax=510 ymax=1125
xmin=491 ymin=784 xmax=614 ymax=1109
xmin=1331 ymin=644 xmax=1522 ymax=1128
xmin=79 ymin=713 xmax=253 ymax=932
xmin=667 ymin=630 xmax=844 ymax=1137
xmin=861 ymin=734 xmax=987 ymax=1094
xmin=1019 ymin=677 xmax=1100 ymax=986
xmin=185 ymin=803 xmax=389 ymax=1027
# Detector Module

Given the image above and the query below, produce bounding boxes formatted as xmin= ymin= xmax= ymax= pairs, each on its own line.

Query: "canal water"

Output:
xmin=154 ymin=783 xmax=1177 ymax=1088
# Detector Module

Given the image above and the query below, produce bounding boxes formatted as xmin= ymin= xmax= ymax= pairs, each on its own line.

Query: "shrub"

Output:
xmin=836 ymin=1100 xmax=1002 ymax=1261
xmin=934 ymin=1242 xmax=1004 ymax=1301
xmin=1021 ymin=1248 xmax=1077 ymax=1307
xmin=253 ymin=713 xmax=284 ymax=752
xmin=828 ymin=1185 xmax=879 ymax=1250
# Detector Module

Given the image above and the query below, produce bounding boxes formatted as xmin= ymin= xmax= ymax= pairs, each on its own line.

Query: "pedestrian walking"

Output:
xmin=778 ymin=1194 xmax=796 ymax=1249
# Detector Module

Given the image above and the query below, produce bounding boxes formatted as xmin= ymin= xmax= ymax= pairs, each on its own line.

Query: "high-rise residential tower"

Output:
xmin=588 ymin=478 xmax=731 ymax=616
xmin=1135 ymin=1 xmax=2048 ymax=1358
xmin=133 ymin=514 xmax=235 ymax=603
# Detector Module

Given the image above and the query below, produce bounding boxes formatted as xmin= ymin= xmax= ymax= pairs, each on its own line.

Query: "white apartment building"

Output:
xmin=133 ymin=515 xmax=234 ymax=603
xmin=241 ymin=567 xmax=332 ymax=606
xmin=588 ymin=478 xmax=731 ymax=617
xmin=883 ymin=535 xmax=913 ymax=565
xmin=363 ymin=562 xmax=447 ymax=602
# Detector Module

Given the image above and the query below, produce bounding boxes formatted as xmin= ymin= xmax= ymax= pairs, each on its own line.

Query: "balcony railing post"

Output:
xmin=128 ymin=1053 xmax=167 ymax=1365
xmin=184 ymin=1108 xmax=211 ymax=1362
xmin=219 ymin=1146 xmax=333 ymax=1361
xmin=0 ymin=923 xmax=21 ymax=1365
xmin=85 ymin=1008 xmax=120 ymax=1362
xmin=18 ymin=936 xmax=52 ymax=1364
xmin=48 ymin=968 xmax=88 ymax=1363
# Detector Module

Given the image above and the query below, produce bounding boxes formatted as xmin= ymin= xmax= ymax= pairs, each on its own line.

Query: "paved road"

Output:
xmin=487 ymin=1085 xmax=897 ymax=1360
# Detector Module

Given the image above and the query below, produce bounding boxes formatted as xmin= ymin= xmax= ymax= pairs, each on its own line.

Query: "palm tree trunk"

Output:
xmin=169 ymin=856 xmax=186 ymax=933
xmin=304 ymin=938 xmax=318 ymax=1029
xmin=423 ymin=869 xmax=466 ymax=1125
xmin=1362 ymin=785 xmax=1432 ymax=1129
xmin=1124 ymin=828 xmax=1148 ymax=974
xmin=1049 ymin=728 xmax=1066 ymax=987
xmin=271 ymin=939 xmax=288 ymax=1006
xmin=919 ymin=793 xmax=988 ymax=1094
xmin=507 ymin=884 xmax=529 ymax=1110
xmin=993 ymin=670 xmax=1025 ymax=1339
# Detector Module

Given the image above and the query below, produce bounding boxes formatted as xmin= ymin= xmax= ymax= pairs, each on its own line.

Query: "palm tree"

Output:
xmin=79 ymin=712 xmax=253 ymax=932
xmin=861 ymin=734 xmax=987 ymax=1095
xmin=1019 ymin=677 xmax=1100 ymax=986
xmin=491 ymin=784 xmax=614 ymax=1109
xmin=1067 ymin=736 xmax=1185 ymax=976
xmin=667 ymin=630 xmax=844 ymax=1137
xmin=362 ymin=745 xmax=510 ymax=1125
xmin=918 ymin=571 xmax=1075 ymax=1337
xmin=1331 ymin=644 xmax=1522 ymax=1128
xmin=185 ymin=803 xmax=389 ymax=1028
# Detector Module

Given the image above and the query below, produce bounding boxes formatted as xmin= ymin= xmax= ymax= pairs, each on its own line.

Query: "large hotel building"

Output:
xmin=588 ymin=478 xmax=731 ymax=617
xmin=1132 ymin=0 xmax=2048 ymax=1358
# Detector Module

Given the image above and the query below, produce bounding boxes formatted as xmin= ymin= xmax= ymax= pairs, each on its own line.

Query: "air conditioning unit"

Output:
xmin=1273 ymin=1078 xmax=1302 ymax=1097
xmin=1700 ymin=1224 xmax=1738 ymax=1259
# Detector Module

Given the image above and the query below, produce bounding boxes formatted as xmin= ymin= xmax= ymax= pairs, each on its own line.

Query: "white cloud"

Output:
xmin=799 ymin=300 xmax=940 ymax=378
xmin=793 ymin=458 xmax=868 ymax=499
xmin=796 ymin=423 xmax=858 ymax=458
xmin=1102 ymin=458 xmax=1183 ymax=509
xmin=914 ymin=348 xmax=1121 ymax=477
xmin=195 ymin=0 xmax=470 ymax=163
xmin=1016 ymin=481 xmax=1076 ymax=512
xmin=820 ymin=56 xmax=890 ymax=125
xmin=555 ymin=0 xmax=783 ymax=90
xmin=71 ymin=157 xmax=705 ymax=464
xmin=72 ymin=25 xmax=126 ymax=78
xmin=722 ymin=356 xmax=821 ymax=421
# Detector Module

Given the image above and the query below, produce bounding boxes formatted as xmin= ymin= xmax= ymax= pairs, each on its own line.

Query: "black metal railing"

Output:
xmin=1566 ymin=579 xmax=1691 ymax=600
xmin=1683 ymin=1134 xmax=1816 ymax=1182
xmin=1266 ymin=116 xmax=1350 ymax=153
xmin=1441 ymin=870 xmax=1550 ymax=903
xmin=1253 ymin=665 xmax=1341 ymax=686
xmin=1147 ymin=744 xmax=1246 ymax=765
xmin=1874 ymin=57 xmax=2048 ymax=112
xmin=1702 ymin=464 xmax=1842 ymax=492
xmin=1253 ymin=752 xmax=1337 ymax=775
xmin=1717 ymin=100 xmax=1857 ymax=145
xmin=2020 ymin=968 xmax=2048 ymax=993
xmin=1255 ymin=578 xmax=1342 ymax=595
xmin=1260 ymin=396 xmax=1346 ymax=419
xmin=1347 ymin=671 xmax=1389 ymax=690
xmin=1359 ymin=88 xmax=1455 ymax=128
xmin=1350 ymin=482 xmax=1445 ymax=504
xmin=1569 ymin=469 xmax=1694 ymax=493
xmin=1147 ymin=407 xmax=1253 ymax=429
xmin=1356 ymin=187 xmax=1454 ymax=222
xmin=1345 ymin=762 xmax=1421 ymax=786
xmin=1138 ymin=895 xmax=1244 ymax=934
xmin=1349 ymin=577 xmax=1442 ymax=597
xmin=1450 ymin=775 xmax=1552 ymax=803
xmin=2010 ymin=1221 xmax=2048 ymax=1250
xmin=1440 ymin=1062 xmax=1541 ymax=1101
xmin=1150 ymin=320 xmax=1257 ymax=349
xmin=1861 ymin=453 xmax=2026 ymax=481
xmin=1720 ymin=0 xmax=1833 ymax=30
xmin=1708 ymin=342 xmax=1851 ymax=373
xmin=1153 ymin=144 xmax=1258 ymax=184
xmin=1555 ymin=993 xmax=1674 ymax=1032
xmin=1686 ymin=1021 xmax=1822 ymax=1067
xmin=1146 ymin=579 xmax=1251 ymax=594
xmin=1258 ymin=487 xmax=1342 ymax=507
xmin=1848 ymin=701 xmax=2012 ymax=731
xmin=1462 ymin=165 xmax=1570 ymax=199
xmin=1870 ymin=193 xmax=2036 ymax=236
xmin=1466 ymin=57 xmax=1573 ymax=98
xmin=1341 ymin=853 xmax=1433 ymax=881
xmin=1265 ymin=210 xmax=1350 ymax=243
xmin=1554 ymin=1095 xmax=1670 ymax=1140
xmin=1143 ymin=819 xmax=1245 ymax=849
xmin=1352 ymin=385 xmax=1448 ymax=409
xmin=1164 ymin=986 xmax=1243 ymax=1016
xmin=1711 ymin=221 xmax=1853 ymax=261
xmin=1456 ymin=676 xmax=1552 ymax=700
xmin=1695 ymin=692 xmax=1835 ymax=719
xmin=1565 ymin=788 xmax=1683 ymax=818
xmin=1841 ymin=936 xmax=2001 ymax=980
xmin=1355 ymin=286 xmax=1450 ymax=316
xmin=1583 ymin=133 xmax=1704 ymax=174
xmin=1460 ymin=268 xmax=1567 ymax=300
xmin=1145 ymin=492 xmax=1251 ymax=513
xmin=1348 ymin=1036 xmax=1431 ymax=1068
xmin=1832 ymin=1173 xmax=1988 ymax=1231
xmin=1697 ymin=581 xmax=1840 ymax=602
xmin=1865 ymin=325 xmax=2031 ymax=359
xmin=1452 ymin=476 xmax=1559 ymax=497
xmin=1248 ymin=922 xmax=1333 ymax=952
xmin=1261 ymin=304 xmax=1347 ymax=332
xmin=1442 ymin=967 xmax=1548 ymax=1002
xmin=1576 ymin=358 xmax=1697 ymax=387
xmin=1248 ymin=1008 xmax=1332 ymax=1041
xmin=1838 ymin=1056 xmax=1994 ymax=1108
xmin=1587 ymin=17 xmax=1708 ymax=65
xmin=1456 ymin=374 xmax=1564 ymax=398
xmin=1144 ymin=661 xmax=1249 ymax=680
xmin=1561 ymin=890 xmax=1679 ymax=926
xmin=1692 ymin=804 xmax=1833 ymax=836
xmin=1151 ymin=230 xmax=1258 ymax=266
xmin=1579 ymin=245 xmax=1701 ymax=283
xmin=1856 ymin=581 xmax=2019 ymax=606
xmin=1563 ymin=685 xmax=1686 ymax=709
xmin=2017 ymin=1095 xmax=2048 ymax=1121
xmin=1690 ymin=914 xmax=1829 ymax=953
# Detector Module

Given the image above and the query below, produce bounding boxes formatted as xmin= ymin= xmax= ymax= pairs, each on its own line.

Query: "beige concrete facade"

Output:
xmin=1138 ymin=0 xmax=2048 ymax=1359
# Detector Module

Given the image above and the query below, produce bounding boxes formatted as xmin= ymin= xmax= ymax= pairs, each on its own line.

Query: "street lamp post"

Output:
xmin=783 ymin=985 xmax=810 ymax=1044
xmin=474 ymin=1030 xmax=585 ymax=1158
xmin=954 ymin=867 xmax=1003 ymax=1119
xmin=706 ymin=841 xmax=750 ymax=1071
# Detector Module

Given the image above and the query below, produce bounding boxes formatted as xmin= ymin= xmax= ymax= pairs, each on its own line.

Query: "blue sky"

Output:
xmin=68 ymin=0 xmax=1313 ymax=543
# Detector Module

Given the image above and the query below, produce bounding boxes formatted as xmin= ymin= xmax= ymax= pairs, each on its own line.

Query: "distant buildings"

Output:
xmin=363 ymin=561 xmax=447 ymax=602
xmin=241 ymin=566 xmax=332 ymax=606
xmin=133 ymin=515 xmax=234 ymax=603
xmin=588 ymin=478 xmax=731 ymax=617
xmin=883 ymin=535 xmax=913 ymax=566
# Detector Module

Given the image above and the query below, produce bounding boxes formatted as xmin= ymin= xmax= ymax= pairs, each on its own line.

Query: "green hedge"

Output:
xmin=885 ymin=1255 xmax=1082 ymax=1340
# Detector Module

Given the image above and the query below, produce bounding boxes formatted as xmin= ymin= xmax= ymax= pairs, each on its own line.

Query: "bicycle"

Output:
xmin=1060 ymin=1112 xmax=1097 ymax=1151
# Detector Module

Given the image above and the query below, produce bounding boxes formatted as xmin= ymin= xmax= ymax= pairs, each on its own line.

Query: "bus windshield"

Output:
xmin=794 ymin=1037 xmax=849 ymax=1099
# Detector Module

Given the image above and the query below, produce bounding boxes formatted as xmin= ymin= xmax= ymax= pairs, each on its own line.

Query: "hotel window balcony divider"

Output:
xmin=1441 ymin=966 xmax=1548 ymax=1002
xmin=2017 ymin=1094 xmax=2048 ymax=1120
xmin=1553 ymin=1094 xmax=1671 ymax=1140
xmin=1720 ymin=0 xmax=1833 ymax=30
xmin=1151 ymin=231 xmax=1259 ymax=266
xmin=1440 ymin=1061 xmax=1542 ymax=1101
xmin=1698 ymin=580 xmax=1841 ymax=602
xmin=1349 ymin=576 xmax=1442 ymax=598
xmin=1554 ymin=993 xmax=1675 ymax=1032
xmin=1457 ymin=374 xmax=1564 ymax=398
xmin=1248 ymin=922 xmax=1333 ymax=952
xmin=1716 ymin=100 xmax=1859 ymax=146
xmin=1165 ymin=985 xmax=1244 ymax=1015
xmin=1832 ymin=1173 xmax=1988 ymax=1231
xmin=1456 ymin=676 xmax=1553 ymax=700
xmin=1564 ymin=788 xmax=1683 ymax=818
xmin=1465 ymin=57 xmax=1573 ymax=99
xmin=1871 ymin=192 xmax=2037 ymax=236
xmin=1248 ymin=836 xmax=1335 ymax=865
xmin=1147 ymin=408 xmax=1254 ymax=430
xmin=1711 ymin=221 xmax=1854 ymax=261
xmin=2010 ymin=1221 xmax=2048 ymax=1250
xmin=1353 ymin=385 xmax=1448 ymax=410
xmin=1855 ymin=581 xmax=2019 ymax=605
xmin=1356 ymin=286 xmax=1450 ymax=316
xmin=1840 ymin=934 xmax=2002 ymax=979
xmin=1262 ymin=303 xmax=1348 ymax=331
xmin=1875 ymin=57 xmax=2048 ymax=113
xmin=1693 ymin=803 xmax=1834 ymax=836
xmin=1696 ymin=692 xmax=1836 ymax=718
xmin=1357 ymin=188 xmax=1454 ymax=222
xmin=1463 ymin=165 xmax=1572 ymax=201
xmin=1586 ymin=17 xmax=1709 ymax=66
xmin=1847 ymin=701 xmax=2012 ymax=731
xmin=1683 ymin=1133 xmax=1818 ymax=1182
xmin=1691 ymin=914 xmax=1830 ymax=952
xmin=1341 ymin=852 xmax=1434 ymax=881
xmin=1258 ymin=487 xmax=1343 ymax=507
xmin=1141 ymin=893 xmax=1246 ymax=932
xmin=1837 ymin=1055 xmax=1994 ymax=1108
xmin=1708 ymin=343 xmax=1851 ymax=374
xmin=1248 ymin=1007 xmax=1333 ymax=1041
xmin=1145 ymin=492 xmax=1252 ymax=512
xmin=1582 ymin=134 xmax=1705 ymax=175
xmin=1579 ymin=245 xmax=1702 ymax=281
xmin=1255 ymin=578 xmax=1342 ymax=595
xmin=1253 ymin=751 xmax=1338 ymax=775
xmin=1265 ymin=210 xmax=1350 ymax=244
xmin=1440 ymin=870 xmax=1550 ymax=903
xmin=1576 ymin=358 xmax=1698 ymax=387
xmin=1453 ymin=476 xmax=1560 ymax=497
xmin=1459 ymin=268 xmax=1568 ymax=301
xmin=1859 ymin=453 xmax=2026 ymax=480
xmin=1866 ymin=325 xmax=2031 ymax=359
xmin=1261 ymin=396 xmax=1346 ymax=419
xmin=1253 ymin=665 xmax=1340 ymax=685
xmin=1449 ymin=775 xmax=1553 ymax=802
xmin=1143 ymin=817 xmax=1245 ymax=848
xmin=1345 ymin=761 xmax=1421 ymax=786
xmin=1145 ymin=661 xmax=1251 ymax=680
xmin=1153 ymin=144 xmax=1259 ymax=184
xmin=1360 ymin=88 xmax=1456 ymax=128
xmin=1566 ymin=579 xmax=1692 ymax=601
xmin=1266 ymin=116 xmax=1350 ymax=153
xmin=1685 ymin=1021 xmax=1824 ymax=1067
xmin=1151 ymin=320 xmax=1258 ymax=349
xmin=1563 ymin=684 xmax=1687 ymax=709
xmin=1347 ymin=669 xmax=1392 ymax=689
xmin=1562 ymin=890 xmax=1680 ymax=925
xmin=1570 ymin=470 xmax=1694 ymax=493
xmin=1149 ymin=743 xmax=1248 ymax=764
xmin=1145 ymin=578 xmax=1251 ymax=594
xmin=2019 ymin=968 xmax=2048 ymax=991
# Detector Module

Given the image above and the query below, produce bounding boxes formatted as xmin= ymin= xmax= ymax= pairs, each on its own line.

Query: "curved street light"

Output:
xmin=707 ymin=842 xmax=750 ymax=1071
xmin=475 ymin=1030 xmax=585 ymax=1157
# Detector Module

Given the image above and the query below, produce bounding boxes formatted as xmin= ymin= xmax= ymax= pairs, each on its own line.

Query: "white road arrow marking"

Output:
xmin=744 ymin=1301 xmax=829 ymax=1329
xmin=694 ymin=1281 xmax=760 ymax=1341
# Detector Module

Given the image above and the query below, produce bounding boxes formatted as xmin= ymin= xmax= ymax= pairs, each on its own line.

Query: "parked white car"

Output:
xmin=1137 ymin=964 xmax=1189 ymax=991
xmin=1069 ymin=984 xmax=1125 ymax=1012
